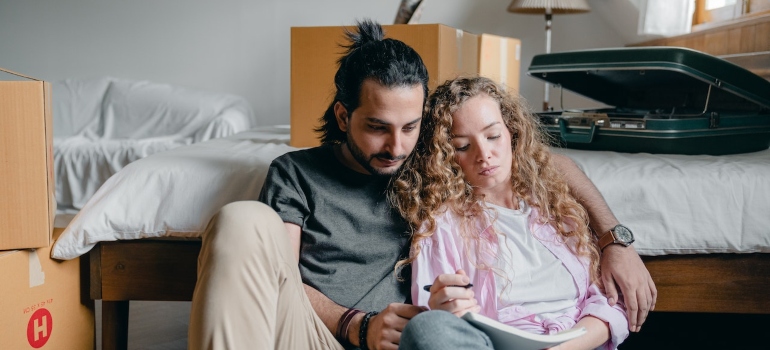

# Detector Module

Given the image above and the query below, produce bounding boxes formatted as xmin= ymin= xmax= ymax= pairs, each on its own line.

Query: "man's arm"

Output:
xmin=550 ymin=153 xmax=617 ymax=231
xmin=285 ymin=223 xmax=422 ymax=350
xmin=285 ymin=223 xmax=348 ymax=331
xmin=550 ymin=153 xmax=657 ymax=332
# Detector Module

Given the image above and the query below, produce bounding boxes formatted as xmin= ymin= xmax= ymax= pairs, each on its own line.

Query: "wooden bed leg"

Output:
xmin=102 ymin=300 xmax=129 ymax=350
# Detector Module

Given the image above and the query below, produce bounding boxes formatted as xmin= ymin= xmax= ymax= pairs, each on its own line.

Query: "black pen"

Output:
xmin=423 ymin=283 xmax=473 ymax=292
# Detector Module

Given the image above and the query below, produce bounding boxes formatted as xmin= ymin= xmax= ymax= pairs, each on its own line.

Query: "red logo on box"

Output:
xmin=27 ymin=308 xmax=53 ymax=348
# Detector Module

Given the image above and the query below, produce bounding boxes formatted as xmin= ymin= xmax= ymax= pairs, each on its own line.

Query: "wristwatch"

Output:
xmin=598 ymin=224 xmax=635 ymax=250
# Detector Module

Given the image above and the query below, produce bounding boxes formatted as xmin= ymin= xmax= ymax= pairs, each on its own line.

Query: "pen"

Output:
xmin=423 ymin=283 xmax=473 ymax=292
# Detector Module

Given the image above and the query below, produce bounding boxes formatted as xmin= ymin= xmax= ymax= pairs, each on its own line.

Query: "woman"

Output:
xmin=390 ymin=77 xmax=628 ymax=350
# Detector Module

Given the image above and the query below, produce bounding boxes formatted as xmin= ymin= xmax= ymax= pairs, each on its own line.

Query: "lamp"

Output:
xmin=508 ymin=0 xmax=590 ymax=111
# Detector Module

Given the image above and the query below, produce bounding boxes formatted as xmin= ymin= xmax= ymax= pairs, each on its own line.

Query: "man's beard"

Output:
xmin=346 ymin=133 xmax=406 ymax=177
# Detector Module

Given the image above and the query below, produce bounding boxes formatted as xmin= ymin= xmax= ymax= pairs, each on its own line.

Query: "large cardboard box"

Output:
xmin=478 ymin=33 xmax=521 ymax=94
xmin=0 ymin=68 xmax=56 ymax=250
xmin=290 ymin=24 xmax=479 ymax=148
xmin=290 ymin=25 xmax=522 ymax=147
xmin=0 ymin=229 xmax=94 ymax=349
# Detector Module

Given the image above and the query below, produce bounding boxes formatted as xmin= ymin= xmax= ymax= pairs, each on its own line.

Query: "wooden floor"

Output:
xmin=104 ymin=302 xmax=770 ymax=349
xmin=95 ymin=300 xmax=190 ymax=350
xmin=619 ymin=311 xmax=770 ymax=349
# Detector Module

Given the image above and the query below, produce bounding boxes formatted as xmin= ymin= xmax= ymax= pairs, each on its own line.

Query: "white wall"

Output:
xmin=0 ymin=0 xmax=630 ymax=126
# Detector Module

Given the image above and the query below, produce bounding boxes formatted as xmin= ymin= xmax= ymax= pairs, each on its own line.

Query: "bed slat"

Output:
xmin=642 ymin=253 xmax=770 ymax=314
xmin=94 ymin=240 xmax=200 ymax=301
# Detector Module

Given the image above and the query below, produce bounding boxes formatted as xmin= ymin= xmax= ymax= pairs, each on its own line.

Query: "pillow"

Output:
xmin=100 ymin=79 xmax=256 ymax=140
xmin=51 ymin=126 xmax=296 ymax=260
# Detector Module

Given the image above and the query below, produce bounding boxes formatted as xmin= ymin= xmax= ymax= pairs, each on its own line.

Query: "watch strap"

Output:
xmin=598 ymin=229 xmax=616 ymax=250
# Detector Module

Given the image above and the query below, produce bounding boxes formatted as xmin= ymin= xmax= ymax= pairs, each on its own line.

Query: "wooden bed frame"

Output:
xmin=87 ymin=238 xmax=770 ymax=350
xmin=88 ymin=239 xmax=200 ymax=350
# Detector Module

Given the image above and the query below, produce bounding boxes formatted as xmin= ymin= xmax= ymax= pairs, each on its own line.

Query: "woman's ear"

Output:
xmin=334 ymin=101 xmax=349 ymax=132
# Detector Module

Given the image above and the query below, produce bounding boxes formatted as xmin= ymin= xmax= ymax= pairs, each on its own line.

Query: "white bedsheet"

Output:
xmin=54 ymin=136 xmax=190 ymax=212
xmin=556 ymin=148 xmax=770 ymax=256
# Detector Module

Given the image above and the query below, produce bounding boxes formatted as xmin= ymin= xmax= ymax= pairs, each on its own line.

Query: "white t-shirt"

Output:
xmin=489 ymin=202 xmax=578 ymax=318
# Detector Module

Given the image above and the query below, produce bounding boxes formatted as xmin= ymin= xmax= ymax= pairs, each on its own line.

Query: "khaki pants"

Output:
xmin=188 ymin=201 xmax=344 ymax=350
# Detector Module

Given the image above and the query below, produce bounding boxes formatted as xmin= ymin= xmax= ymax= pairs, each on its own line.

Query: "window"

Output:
xmin=706 ymin=0 xmax=738 ymax=10
xmin=694 ymin=0 xmax=770 ymax=26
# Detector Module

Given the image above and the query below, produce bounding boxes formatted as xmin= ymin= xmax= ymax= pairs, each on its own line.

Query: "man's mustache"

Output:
xmin=372 ymin=153 xmax=407 ymax=161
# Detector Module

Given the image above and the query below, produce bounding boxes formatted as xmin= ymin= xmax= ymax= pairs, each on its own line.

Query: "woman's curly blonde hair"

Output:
xmin=389 ymin=76 xmax=600 ymax=283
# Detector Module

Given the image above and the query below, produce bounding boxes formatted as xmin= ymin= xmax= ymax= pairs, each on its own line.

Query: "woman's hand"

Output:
xmin=426 ymin=269 xmax=480 ymax=317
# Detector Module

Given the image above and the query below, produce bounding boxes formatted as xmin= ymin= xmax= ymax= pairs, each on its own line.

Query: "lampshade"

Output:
xmin=507 ymin=0 xmax=591 ymax=14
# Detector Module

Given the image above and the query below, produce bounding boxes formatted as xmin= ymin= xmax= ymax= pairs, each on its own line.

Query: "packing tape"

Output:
xmin=515 ymin=42 xmax=521 ymax=61
xmin=500 ymin=37 xmax=508 ymax=89
xmin=29 ymin=250 xmax=46 ymax=288
xmin=456 ymin=29 xmax=463 ymax=73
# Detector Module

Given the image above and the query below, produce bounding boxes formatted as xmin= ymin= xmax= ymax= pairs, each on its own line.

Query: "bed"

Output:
xmin=49 ymin=121 xmax=770 ymax=349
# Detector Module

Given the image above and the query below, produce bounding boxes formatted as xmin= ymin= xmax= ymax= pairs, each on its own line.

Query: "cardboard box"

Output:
xmin=290 ymin=24 xmax=479 ymax=148
xmin=0 ymin=68 xmax=56 ymax=250
xmin=0 ymin=229 xmax=94 ymax=349
xmin=478 ymin=33 xmax=521 ymax=94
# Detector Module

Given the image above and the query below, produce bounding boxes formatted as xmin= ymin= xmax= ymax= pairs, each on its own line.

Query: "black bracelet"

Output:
xmin=358 ymin=311 xmax=379 ymax=350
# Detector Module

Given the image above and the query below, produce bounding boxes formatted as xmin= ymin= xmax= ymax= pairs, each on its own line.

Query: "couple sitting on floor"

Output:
xmin=188 ymin=19 xmax=655 ymax=350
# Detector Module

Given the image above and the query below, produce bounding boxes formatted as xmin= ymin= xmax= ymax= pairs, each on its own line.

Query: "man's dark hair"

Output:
xmin=315 ymin=19 xmax=430 ymax=144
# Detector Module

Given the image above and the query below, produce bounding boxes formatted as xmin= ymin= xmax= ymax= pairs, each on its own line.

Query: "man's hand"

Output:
xmin=426 ymin=270 xmax=480 ymax=317
xmin=357 ymin=303 xmax=424 ymax=350
xmin=600 ymin=244 xmax=657 ymax=332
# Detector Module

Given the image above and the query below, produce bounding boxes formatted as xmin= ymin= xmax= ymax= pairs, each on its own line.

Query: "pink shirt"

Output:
xmin=411 ymin=208 xmax=629 ymax=350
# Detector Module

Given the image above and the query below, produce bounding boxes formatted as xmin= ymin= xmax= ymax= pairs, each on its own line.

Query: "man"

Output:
xmin=189 ymin=20 xmax=655 ymax=350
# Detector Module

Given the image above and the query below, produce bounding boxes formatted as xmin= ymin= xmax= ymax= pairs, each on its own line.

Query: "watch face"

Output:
xmin=614 ymin=225 xmax=634 ymax=243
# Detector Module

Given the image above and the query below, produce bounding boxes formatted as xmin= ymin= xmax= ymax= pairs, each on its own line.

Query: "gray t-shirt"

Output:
xmin=258 ymin=145 xmax=411 ymax=311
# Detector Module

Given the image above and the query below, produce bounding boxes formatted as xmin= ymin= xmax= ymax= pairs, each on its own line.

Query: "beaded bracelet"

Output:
xmin=358 ymin=311 xmax=379 ymax=350
xmin=335 ymin=307 xmax=362 ymax=346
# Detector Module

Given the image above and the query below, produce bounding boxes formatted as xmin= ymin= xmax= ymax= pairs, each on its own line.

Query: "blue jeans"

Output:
xmin=400 ymin=310 xmax=494 ymax=349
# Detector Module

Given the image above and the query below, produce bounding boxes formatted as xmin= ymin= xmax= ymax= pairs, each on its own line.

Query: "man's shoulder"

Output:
xmin=271 ymin=145 xmax=332 ymax=168
xmin=261 ymin=146 xmax=334 ymax=200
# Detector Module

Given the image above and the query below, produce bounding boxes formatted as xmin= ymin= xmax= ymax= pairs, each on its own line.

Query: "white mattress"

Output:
xmin=53 ymin=130 xmax=770 ymax=258
xmin=556 ymin=148 xmax=770 ymax=256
